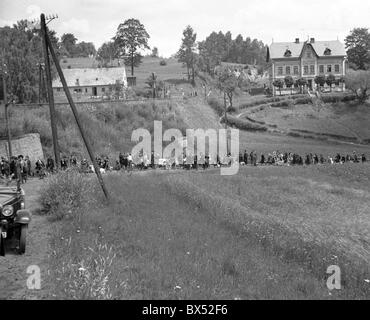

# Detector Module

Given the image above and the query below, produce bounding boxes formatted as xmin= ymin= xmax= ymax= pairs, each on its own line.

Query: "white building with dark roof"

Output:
xmin=267 ymin=38 xmax=347 ymax=95
xmin=52 ymin=67 xmax=127 ymax=98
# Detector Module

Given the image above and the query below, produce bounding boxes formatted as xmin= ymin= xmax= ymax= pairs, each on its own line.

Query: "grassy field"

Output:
xmin=241 ymin=101 xmax=370 ymax=142
xmin=41 ymin=165 xmax=370 ymax=299
xmin=130 ymin=57 xmax=186 ymax=88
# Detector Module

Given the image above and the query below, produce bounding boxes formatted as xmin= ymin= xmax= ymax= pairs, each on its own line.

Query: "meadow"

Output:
xmin=243 ymin=101 xmax=370 ymax=142
xmin=40 ymin=163 xmax=370 ymax=300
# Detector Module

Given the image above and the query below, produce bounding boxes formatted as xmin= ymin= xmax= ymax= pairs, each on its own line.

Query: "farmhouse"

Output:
xmin=52 ymin=67 xmax=127 ymax=98
xmin=267 ymin=38 xmax=347 ymax=95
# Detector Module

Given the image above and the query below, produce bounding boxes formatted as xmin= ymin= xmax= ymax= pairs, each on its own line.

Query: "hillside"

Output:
xmin=2 ymin=101 xmax=187 ymax=159
xmin=237 ymin=99 xmax=370 ymax=144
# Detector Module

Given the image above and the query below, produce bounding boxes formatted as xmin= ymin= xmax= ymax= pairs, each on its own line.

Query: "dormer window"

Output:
xmin=284 ymin=49 xmax=292 ymax=57
xmin=324 ymin=48 xmax=331 ymax=56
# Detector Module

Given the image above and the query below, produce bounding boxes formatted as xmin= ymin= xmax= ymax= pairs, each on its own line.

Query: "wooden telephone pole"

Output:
xmin=41 ymin=13 xmax=109 ymax=199
xmin=41 ymin=13 xmax=60 ymax=169
xmin=1 ymin=51 xmax=12 ymax=160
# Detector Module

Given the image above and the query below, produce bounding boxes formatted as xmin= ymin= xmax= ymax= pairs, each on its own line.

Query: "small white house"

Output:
xmin=52 ymin=67 xmax=127 ymax=98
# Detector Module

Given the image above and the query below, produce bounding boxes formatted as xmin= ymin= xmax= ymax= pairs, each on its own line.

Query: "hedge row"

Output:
xmin=222 ymin=115 xmax=268 ymax=131
xmin=270 ymin=93 xmax=357 ymax=108
xmin=240 ymin=93 xmax=357 ymax=110
xmin=239 ymin=94 xmax=307 ymax=110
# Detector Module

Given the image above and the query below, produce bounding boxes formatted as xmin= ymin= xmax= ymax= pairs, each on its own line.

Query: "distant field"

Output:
xmin=131 ymin=57 xmax=186 ymax=88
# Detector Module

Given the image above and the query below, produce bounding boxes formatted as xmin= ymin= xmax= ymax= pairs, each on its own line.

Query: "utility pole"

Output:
xmin=1 ymin=51 xmax=12 ymax=160
xmin=40 ymin=13 xmax=60 ymax=169
xmin=37 ymin=62 xmax=45 ymax=104
xmin=43 ymin=14 xmax=109 ymax=200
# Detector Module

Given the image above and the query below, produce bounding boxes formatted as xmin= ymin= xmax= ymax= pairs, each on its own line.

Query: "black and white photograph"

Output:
xmin=0 ymin=0 xmax=369 ymax=308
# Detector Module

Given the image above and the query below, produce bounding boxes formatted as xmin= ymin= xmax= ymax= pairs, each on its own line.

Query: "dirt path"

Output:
xmin=0 ymin=178 xmax=52 ymax=300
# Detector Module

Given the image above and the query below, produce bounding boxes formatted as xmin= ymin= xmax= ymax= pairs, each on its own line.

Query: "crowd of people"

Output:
xmin=1 ymin=149 xmax=368 ymax=183
xmin=238 ymin=150 xmax=367 ymax=166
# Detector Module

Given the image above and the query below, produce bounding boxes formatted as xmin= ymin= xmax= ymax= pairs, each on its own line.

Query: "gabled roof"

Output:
xmin=310 ymin=40 xmax=346 ymax=57
xmin=269 ymin=40 xmax=346 ymax=59
xmin=60 ymin=57 xmax=121 ymax=69
xmin=52 ymin=67 xmax=127 ymax=88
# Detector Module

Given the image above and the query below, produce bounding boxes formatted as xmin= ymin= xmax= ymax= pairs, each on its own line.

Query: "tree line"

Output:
xmin=176 ymin=25 xmax=268 ymax=81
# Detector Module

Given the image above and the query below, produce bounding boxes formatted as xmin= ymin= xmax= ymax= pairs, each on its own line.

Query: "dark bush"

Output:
xmin=222 ymin=116 xmax=268 ymax=131
xmin=207 ymin=97 xmax=224 ymax=116
xmin=270 ymin=101 xmax=292 ymax=108
xmin=159 ymin=59 xmax=167 ymax=66
xmin=294 ymin=97 xmax=312 ymax=105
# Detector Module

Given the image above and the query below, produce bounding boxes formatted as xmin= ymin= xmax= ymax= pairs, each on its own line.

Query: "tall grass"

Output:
xmin=41 ymin=166 xmax=370 ymax=299
xmin=4 ymin=101 xmax=187 ymax=158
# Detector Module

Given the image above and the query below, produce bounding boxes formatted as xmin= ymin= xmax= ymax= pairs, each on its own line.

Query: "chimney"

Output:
xmin=310 ymin=38 xmax=315 ymax=43
xmin=295 ymin=38 xmax=299 ymax=44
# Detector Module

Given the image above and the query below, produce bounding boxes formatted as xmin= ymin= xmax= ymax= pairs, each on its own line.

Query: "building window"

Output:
xmin=102 ymin=87 xmax=105 ymax=92
xmin=334 ymin=64 xmax=340 ymax=73
xmin=284 ymin=49 xmax=292 ymax=57
xmin=277 ymin=66 xmax=283 ymax=75
xmin=286 ymin=66 xmax=291 ymax=75
xmin=319 ymin=65 xmax=324 ymax=73
xmin=324 ymin=48 xmax=331 ymax=56
xmin=304 ymin=65 xmax=309 ymax=75
xmin=293 ymin=66 xmax=299 ymax=75
xmin=56 ymin=88 xmax=61 ymax=92
xmin=85 ymin=88 xmax=88 ymax=93
xmin=310 ymin=65 xmax=315 ymax=74
xmin=327 ymin=65 xmax=332 ymax=73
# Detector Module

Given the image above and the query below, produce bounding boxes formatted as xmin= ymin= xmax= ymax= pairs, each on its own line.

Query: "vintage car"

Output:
xmin=0 ymin=179 xmax=31 ymax=256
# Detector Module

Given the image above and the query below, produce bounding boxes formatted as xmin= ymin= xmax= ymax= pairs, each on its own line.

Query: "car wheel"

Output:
xmin=19 ymin=225 xmax=27 ymax=254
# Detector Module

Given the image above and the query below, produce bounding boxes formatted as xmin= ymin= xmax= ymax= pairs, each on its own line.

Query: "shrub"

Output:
xmin=271 ymin=100 xmax=292 ymax=108
xmin=159 ymin=59 xmax=167 ymax=66
xmin=222 ymin=115 xmax=267 ymax=131
xmin=39 ymin=169 xmax=99 ymax=220
xmin=207 ymin=97 xmax=224 ymax=116
xmin=294 ymin=97 xmax=312 ymax=105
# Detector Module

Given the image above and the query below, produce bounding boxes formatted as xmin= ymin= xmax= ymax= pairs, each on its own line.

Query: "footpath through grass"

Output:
xmin=41 ymin=165 xmax=370 ymax=299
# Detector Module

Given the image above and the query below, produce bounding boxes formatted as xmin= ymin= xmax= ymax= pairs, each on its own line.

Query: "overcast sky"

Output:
xmin=1 ymin=0 xmax=369 ymax=57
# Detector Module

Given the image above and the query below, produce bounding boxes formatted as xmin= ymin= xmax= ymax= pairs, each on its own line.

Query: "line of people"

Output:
xmin=1 ymin=149 xmax=368 ymax=183
xmin=238 ymin=150 xmax=367 ymax=166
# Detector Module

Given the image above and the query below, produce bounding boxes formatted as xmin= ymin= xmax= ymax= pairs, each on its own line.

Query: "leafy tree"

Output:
xmin=216 ymin=67 xmax=239 ymax=126
xmin=314 ymin=75 xmax=326 ymax=90
xmin=97 ymin=41 xmax=118 ymax=67
xmin=296 ymin=78 xmax=307 ymax=94
xmin=145 ymin=72 xmax=164 ymax=98
xmin=177 ymin=25 xmax=197 ymax=84
xmin=151 ymin=47 xmax=158 ymax=57
xmin=272 ymin=79 xmax=284 ymax=95
xmin=344 ymin=69 xmax=370 ymax=103
xmin=345 ymin=28 xmax=370 ymax=70
xmin=284 ymin=75 xmax=294 ymax=94
xmin=197 ymin=31 xmax=267 ymax=76
xmin=326 ymin=74 xmax=336 ymax=92
xmin=61 ymin=33 xmax=78 ymax=57
xmin=114 ymin=18 xmax=150 ymax=77
xmin=0 ymin=23 xmax=60 ymax=103
xmin=76 ymin=41 xmax=96 ymax=57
